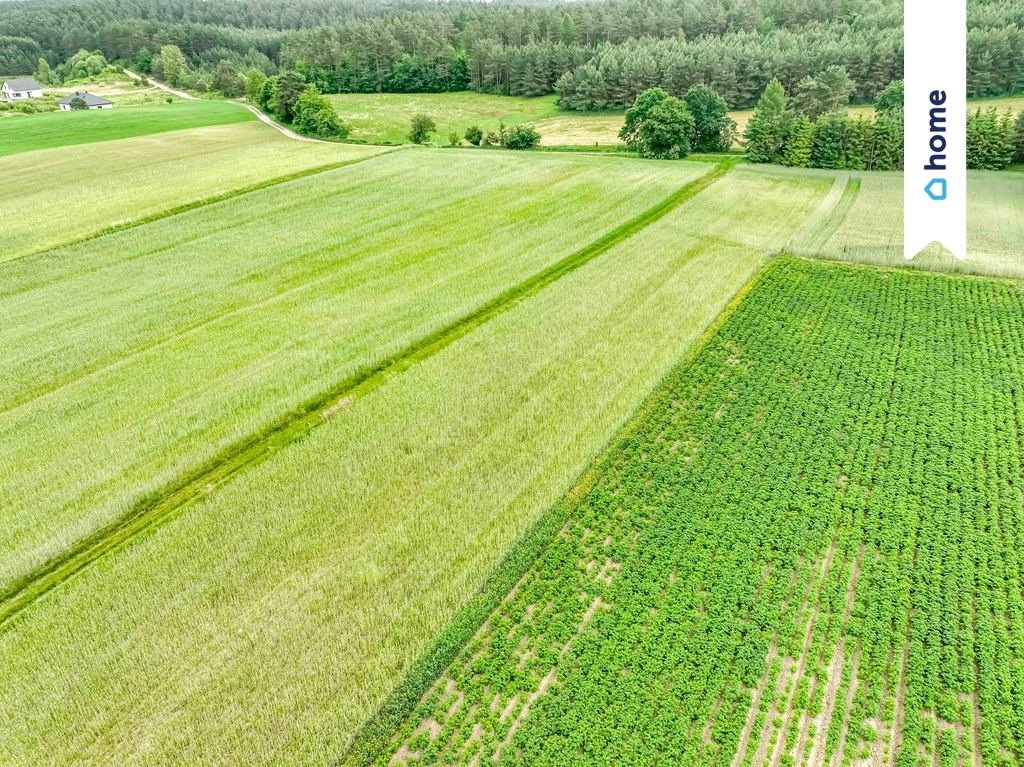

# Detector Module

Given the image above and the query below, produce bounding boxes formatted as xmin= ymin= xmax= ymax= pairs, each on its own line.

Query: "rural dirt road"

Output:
xmin=123 ymin=70 xmax=328 ymax=143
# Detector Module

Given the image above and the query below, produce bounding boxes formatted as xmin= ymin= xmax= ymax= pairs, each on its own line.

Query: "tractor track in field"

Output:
xmin=1 ymin=150 xmax=396 ymax=271
xmin=0 ymin=159 xmax=735 ymax=629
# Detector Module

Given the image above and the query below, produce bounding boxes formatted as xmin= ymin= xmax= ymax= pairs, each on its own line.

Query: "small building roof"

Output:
xmin=57 ymin=91 xmax=113 ymax=107
xmin=3 ymin=77 xmax=43 ymax=91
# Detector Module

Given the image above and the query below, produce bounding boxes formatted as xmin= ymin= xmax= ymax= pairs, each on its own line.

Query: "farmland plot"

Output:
xmin=0 ymin=151 xmax=707 ymax=596
xmin=0 ymin=121 xmax=388 ymax=260
xmin=0 ymin=100 xmax=252 ymax=157
xmin=0 ymin=167 xmax=833 ymax=767
xmin=784 ymin=167 xmax=1024 ymax=279
xmin=375 ymin=258 xmax=1024 ymax=767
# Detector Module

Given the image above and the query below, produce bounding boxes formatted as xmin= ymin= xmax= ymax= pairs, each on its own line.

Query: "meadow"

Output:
xmin=328 ymin=92 xmax=1024 ymax=147
xmin=0 ymin=160 xmax=839 ymax=767
xmin=328 ymin=91 xmax=564 ymax=144
xmin=0 ymin=100 xmax=251 ymax=156
xmin=374 ymin=258 xmax=1024 ymax=767
xmin=0 ymin=121 xmax=386 ymax=259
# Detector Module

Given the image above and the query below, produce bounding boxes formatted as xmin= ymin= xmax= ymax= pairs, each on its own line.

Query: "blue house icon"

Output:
xmin=925 ymin=178 xmax=947 ymax=201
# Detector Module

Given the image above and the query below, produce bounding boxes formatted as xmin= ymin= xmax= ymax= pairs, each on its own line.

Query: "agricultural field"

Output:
xmin=780 ymin=166 xmax=1024 ymax=278
xmin=0 ymin=151 xmax=709 ymax=597
xmin=0 ymin=121 xmax=387 ymax=259
xmin=373 ymin=258 xmax=1024 ymax=767
xmin=0 ymin=158 xmax=841 ymax=767
xmin=0 ymin=100 xmax=250 ymax=156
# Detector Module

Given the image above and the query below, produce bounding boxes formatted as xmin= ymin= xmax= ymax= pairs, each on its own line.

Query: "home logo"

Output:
xmin=904 ymin=1 xmax=967 ymax=261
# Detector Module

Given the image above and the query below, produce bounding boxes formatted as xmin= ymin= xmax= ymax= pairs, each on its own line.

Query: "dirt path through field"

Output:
xmin=122 ymin=71 xmax=329 ymax=143
xmin=122 ymin=70 xmax=196 ymax=101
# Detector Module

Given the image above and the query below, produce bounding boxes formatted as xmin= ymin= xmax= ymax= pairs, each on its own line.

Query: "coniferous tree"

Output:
xmin=1014 ymin=111 xmax=1024 ymax=164
xmin=744 ymin=78 xmax=789 ymax=163
xmin=783 ymin=113 xmax=813 ymax=167
xmin=810 ymin=112 xmax=850 ymax=169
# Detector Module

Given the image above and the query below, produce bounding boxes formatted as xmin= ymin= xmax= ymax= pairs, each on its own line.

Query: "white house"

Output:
xmin=2 ymin=77 xmax=44 ymax=102
xmin=57 ymin=92 xmax=113 ymax=111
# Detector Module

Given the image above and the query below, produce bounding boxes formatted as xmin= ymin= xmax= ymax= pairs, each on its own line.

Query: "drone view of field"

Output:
xmin=3 ymin=0 xmax=1024 ymax=764
xmin=2 ymin=99 xmax=1024 ymax=764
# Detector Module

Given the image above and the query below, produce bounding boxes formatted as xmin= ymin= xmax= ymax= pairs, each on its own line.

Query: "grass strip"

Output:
xmin=0 ymin=159 xmax=731 ymax=629
xmin=337 ymin=251 xmax=773 ymax=767
xmin=1 ymin=149 xmax=398 ymax=268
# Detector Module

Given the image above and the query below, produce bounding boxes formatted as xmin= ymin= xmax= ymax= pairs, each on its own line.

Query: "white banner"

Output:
xmin=904 ymin=0 xmax=967 ymax=261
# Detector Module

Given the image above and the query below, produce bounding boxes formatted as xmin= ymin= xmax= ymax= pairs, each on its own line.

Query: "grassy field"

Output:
xmin=329 ymin=92 xmax=1024 ymax=147
xmin=328 ymin=91 xmax=563 ymax=144
xmin=1 ymin=110 xmax=1022 ymax=767
xmin=0 ymin=151 xmax=710 ymax=597
xmin=0 ymin=100 xmax=252 ymax=157
xmin=0 ymin=160 xmax=841 ymax=767
xmin=779 ymin=166 xmax=1024 ymax=277
xmin=373 ymin=258 xmax=1024 ymax=767
xmin=0 ymin=121 xmax=387 ymax=260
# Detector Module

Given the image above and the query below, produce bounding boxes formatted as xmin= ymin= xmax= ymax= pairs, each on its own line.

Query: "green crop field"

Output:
xmin=0 ymin=100 xmax=252 ymax=157
xmin=372 ymin=258 xmax=1024 ymax=767
xmin=0 ymin=121 xmax=387 ymax=260
xmin=1 ymin=99 xmax=1022 ymax=767
xmin=0 ymin=156 xmax=844 ymax=767
xmin=778 ymin=167 xmax=1024 ymax=278
xmin=0 ymin=151 xmax=710 ymax=598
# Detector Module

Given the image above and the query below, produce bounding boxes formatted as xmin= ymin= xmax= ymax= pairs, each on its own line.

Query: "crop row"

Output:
xmin=373 ymin=259 xmax=1024 ymax=767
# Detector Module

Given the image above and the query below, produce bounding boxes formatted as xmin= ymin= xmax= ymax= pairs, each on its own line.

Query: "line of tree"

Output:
xmin=744 ymin=77 xmax=1024 ymax=171
xmin=3 ymin=0 xmax=1023 ymax=108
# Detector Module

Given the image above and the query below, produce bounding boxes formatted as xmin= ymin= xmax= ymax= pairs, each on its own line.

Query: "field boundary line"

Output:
xmin=338 ymin=251 xmax=777 ymax=767
xmin=0 ymin=160 xmax=732 ymax=630
xmin=1 ymin=149 xmax=397 ymax=269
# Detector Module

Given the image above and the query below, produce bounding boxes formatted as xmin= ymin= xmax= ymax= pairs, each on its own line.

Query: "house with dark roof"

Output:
xmin=2 ymin=77 xmax=44 ymax=102
xmin=57 ymin=92 xmax=113 ymax=111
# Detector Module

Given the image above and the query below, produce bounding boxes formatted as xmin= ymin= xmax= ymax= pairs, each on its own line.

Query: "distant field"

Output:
xmin=0 ymin=100 xmax=251 ymax=156
xmin=376 ymin=258 xmax=1024 ymax=767
xmin=0 ymin=121 xmax=385 ymax=259
xmin=0 ymin=159 xmax=841 ymax=767
xmin=329 ymin=92 xmax=1024 ymax=147
xmin=328 ymin=91 xmax=562 ymax=144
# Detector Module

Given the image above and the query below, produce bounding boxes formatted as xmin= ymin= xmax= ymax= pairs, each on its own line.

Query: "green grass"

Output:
xmin=368 ymin=258 xmax=1024 ymax=767
xmin=0 ymin=160 xmax=837 ymax=767
xmin=0 ymin=150 xmax=708 ymax=597
xmin=771 ymin=165 xmax=1024 ymax=278
xmin=0 ymin=121 xmax=387 ymax=260
xmin=328 ymin=92 xmax=1024 ymax=148
xmin=0 ymin=100 xmax=252 ymax=157
xmin=328 ymin=92 xmax=564 ymax=144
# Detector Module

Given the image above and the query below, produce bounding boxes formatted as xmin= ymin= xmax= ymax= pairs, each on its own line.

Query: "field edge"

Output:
xmin=337 ymin=254 xmax=776 ymax=767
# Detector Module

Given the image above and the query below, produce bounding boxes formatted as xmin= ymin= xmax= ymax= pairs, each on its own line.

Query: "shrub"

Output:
xmin=293 ymin=84 xmax=348 ymax=139
xmin=464 ymin=125 xmax=483 ymax=145
xmin=408 ymin=113 xmax=436 ymax=144
xmin=448 ymin=131 xmax=461 ymax=146
xmin=502 ymin=124 xmax=541 ymax=150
